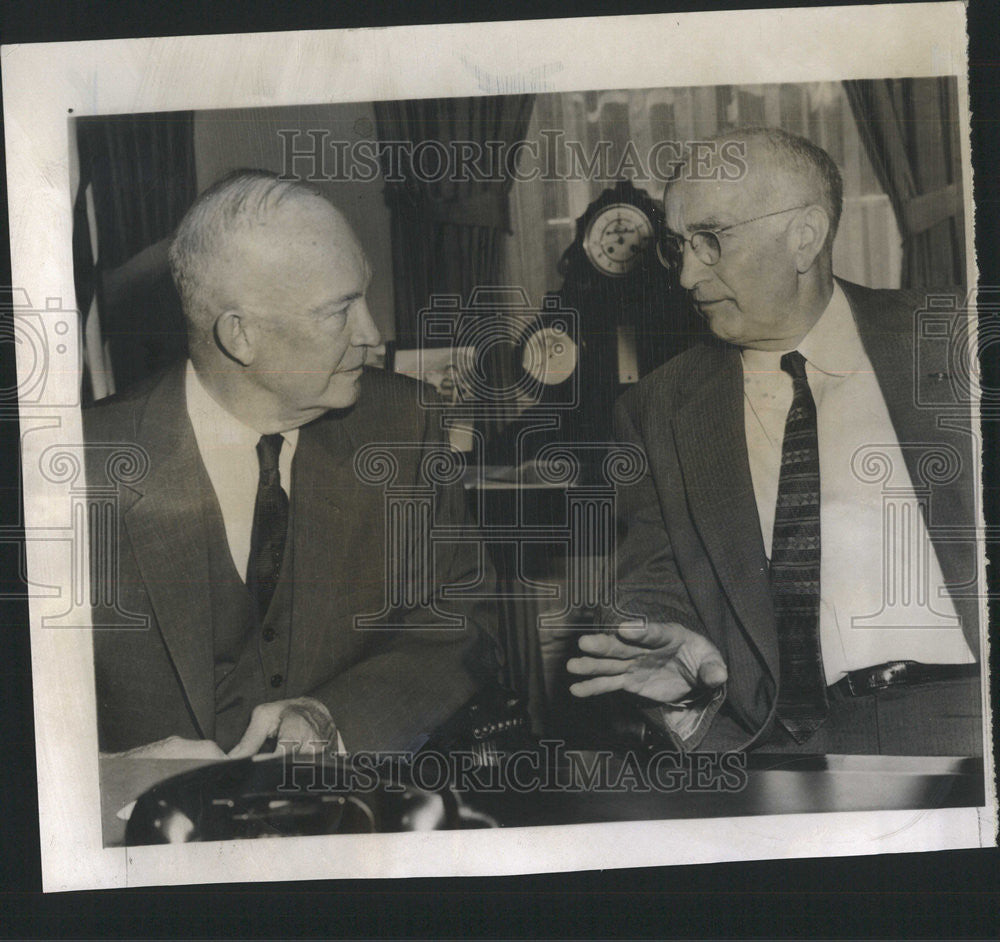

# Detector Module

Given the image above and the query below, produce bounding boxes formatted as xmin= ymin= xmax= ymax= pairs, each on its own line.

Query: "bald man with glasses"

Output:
xmin=567 ymin=127 xmax=982 ymax=756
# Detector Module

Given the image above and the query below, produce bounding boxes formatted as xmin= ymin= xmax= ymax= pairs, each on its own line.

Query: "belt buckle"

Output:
xmin=867 ymin=660 xmax=909 ymax=691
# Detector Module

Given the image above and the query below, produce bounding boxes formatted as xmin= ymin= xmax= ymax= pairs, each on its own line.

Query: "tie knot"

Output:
xmin=780 ymin=350 xmax=808 ymax=382
xmin=256 ymin=434 xmax=284 ymax=477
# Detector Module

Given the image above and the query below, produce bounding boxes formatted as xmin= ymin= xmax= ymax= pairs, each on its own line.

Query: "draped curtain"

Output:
xmin=374 ymin=95 xmax=541 ymax=716
xmin=373 ymin=95 xmax=535 ymax=349
xmin=512 ymin=82 xmax=908 ymax=311
xmin=844 ymin=78 xmax=965 ymax=287
xmin=74 ymin=113 xmax=197 ymax=399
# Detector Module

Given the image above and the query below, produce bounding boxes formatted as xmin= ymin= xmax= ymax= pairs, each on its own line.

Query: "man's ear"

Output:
xmin=213 ymin=309 xmax=256 ymax=366
xmin=791 ymin=205 xmax=831 ymax=273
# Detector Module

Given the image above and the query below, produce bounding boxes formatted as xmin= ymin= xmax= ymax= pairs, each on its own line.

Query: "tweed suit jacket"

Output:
xmin=609 ymin=279 xmax=980 ymax=751
xmin=85 ymin=363 xmax=497 ymax=754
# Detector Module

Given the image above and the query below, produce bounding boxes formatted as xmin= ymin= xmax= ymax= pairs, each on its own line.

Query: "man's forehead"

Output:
xmin=269 ymin=194 xmax=354 ymax=239
xmin=669 ymin=159 xmax=785 ymax=227
xmin=231 ymin=196 xmax=362 ymax=258
xmin=665 ymin=178 xmax=749 ymax=229
xmin=213 ymin=198 xmax=368 ymax=305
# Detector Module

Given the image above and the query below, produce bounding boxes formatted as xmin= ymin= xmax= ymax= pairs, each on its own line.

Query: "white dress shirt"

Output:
xmin=185 ymin=364 xmax=350 ymax=751
xmin=741 ymin=283 xmax=973 ymax=683
xmin=185 ymin=361 xmax=299 ymax=581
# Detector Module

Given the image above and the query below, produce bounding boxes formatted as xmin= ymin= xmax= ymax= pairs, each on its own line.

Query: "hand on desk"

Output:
xmin=103 ymin=699 xmax=339 ymax=762
xmin=227 ymin=697 xmax=339 ymax=760
xmin=107 ymin=735 xmax=228 ymax=761
xmin=567 ymin=621 xmax=728 ymax=705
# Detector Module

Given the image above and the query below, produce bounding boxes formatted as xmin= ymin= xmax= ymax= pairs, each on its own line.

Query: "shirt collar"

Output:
xmin=184 ymin=360 xmax=299 ymax=455
xmin=741 ymin=281 xmax=863 ymax=376
xmin=796 ymin=281 xmax=864 ymax=376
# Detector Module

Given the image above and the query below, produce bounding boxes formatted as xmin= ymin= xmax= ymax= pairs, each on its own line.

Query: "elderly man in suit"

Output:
xmin=86 ymin=170 xmax=495 ymax=760
xmin=568 ymin=127 xmax=982 ymax=755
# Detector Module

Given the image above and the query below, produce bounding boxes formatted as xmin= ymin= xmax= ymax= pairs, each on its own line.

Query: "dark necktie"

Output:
xmin=248 ymin=433 xmax=289 ymax=619
xmin=771 ymin=350 xmax=827 ymax=741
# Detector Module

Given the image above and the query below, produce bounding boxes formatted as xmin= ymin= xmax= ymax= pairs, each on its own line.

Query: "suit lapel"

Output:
xmin=670 ymin=346 xmax=779 ymax=680
xmin=121 ymin=365 xmax=217 ymax=740
xmin=283 ymin=409 xmax=363 ymax=693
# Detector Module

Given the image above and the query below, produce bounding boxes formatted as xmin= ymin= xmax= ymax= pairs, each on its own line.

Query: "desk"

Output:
xmin=100 ymin=755 xmax=220 ymax=847
xmin=102 ymin=751 xmax=984 ymax=847
xmin=461 ymin=752 xmax=984 ymax=827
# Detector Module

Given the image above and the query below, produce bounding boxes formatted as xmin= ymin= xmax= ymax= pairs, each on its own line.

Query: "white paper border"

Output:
xmin=2 ymin=2 xmax=994 ymax=892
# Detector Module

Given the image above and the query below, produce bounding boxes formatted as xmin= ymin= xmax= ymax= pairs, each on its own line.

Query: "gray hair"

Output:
xmin=168 ymin=169 xmax=324 ymax=329
xmin=675 ymin=126 xmax=844 ymax=249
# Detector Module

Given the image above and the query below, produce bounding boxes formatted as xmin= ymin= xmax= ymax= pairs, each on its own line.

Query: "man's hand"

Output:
xmin=567 ymin=621 xmax=727 ymax=705
xmin=108 ymin=736 xmax=227 ymax=761
xmin=227 ymin=697 xmax=338 ymax=760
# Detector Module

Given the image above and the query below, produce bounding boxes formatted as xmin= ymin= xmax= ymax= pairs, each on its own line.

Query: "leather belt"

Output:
xmin=830 ymin=660 xmax=979 ymax=698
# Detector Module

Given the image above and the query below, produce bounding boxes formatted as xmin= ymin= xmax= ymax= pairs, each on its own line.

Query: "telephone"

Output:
xmin=125 ymin=687 xmax=533 ymax=844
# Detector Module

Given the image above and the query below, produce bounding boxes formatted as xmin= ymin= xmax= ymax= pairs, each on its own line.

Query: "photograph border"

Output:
xmin=2 ymin=0 xmax=995 ymax=893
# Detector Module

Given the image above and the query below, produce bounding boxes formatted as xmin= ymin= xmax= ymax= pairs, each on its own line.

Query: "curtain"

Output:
xmin=373 ymin=95 xmax=535 ymax=349
xmin=374 ymin=95 xmax=539 ymax=709
xmin=844 ymin=78 xmax=965 ymax=287
xmin=74 ymin=113 xmax=197 ymax=399
xmin=516 ymin=82 xmax=907 ymax=305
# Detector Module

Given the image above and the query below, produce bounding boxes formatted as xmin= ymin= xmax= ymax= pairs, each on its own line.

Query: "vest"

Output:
xmin=203 ymin=488 xmax=295 ymax=752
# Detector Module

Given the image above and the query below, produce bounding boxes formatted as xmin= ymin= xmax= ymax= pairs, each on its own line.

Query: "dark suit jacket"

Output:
xmin=85 ymin=364 xmax=497 ymax=753
xmin=609 ymin=279 xmax=980 ymax=751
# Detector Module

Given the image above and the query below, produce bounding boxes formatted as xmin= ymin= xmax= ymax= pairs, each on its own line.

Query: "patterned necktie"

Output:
xmin=771 ymin=351 xmax=827 ymax=741
xmin=248 ymin=433 xmax=289 ymax=619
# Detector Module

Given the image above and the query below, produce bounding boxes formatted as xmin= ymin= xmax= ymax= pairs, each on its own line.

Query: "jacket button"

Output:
xmin=270 ymin=673 xmax=283 ymax=688
xmin=262 ymin=628 xmax=276 ymax=643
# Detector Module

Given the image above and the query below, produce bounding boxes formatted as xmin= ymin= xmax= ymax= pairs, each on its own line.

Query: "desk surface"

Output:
xmin=101 ymin=756 xmax=221 ymax=847
xmin=101 ymin=752 xmax=985 ymax=847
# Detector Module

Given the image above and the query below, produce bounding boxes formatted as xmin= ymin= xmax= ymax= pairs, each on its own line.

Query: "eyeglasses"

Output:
xmin=659 ymin=205 xmax=811 ymax=270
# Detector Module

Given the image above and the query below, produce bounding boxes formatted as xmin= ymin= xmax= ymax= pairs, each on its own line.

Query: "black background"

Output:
xmin=1 ymin=0 xmax=998 ymax=938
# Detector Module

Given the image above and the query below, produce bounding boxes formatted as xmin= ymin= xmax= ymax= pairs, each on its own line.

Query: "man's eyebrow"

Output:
xmin=684 ymin=215 xmax=728 ymax=232
xmin=663 ymin=215 xmax=728 ymax=238
xmin=307 ymin=291 xmax=363 ymax=316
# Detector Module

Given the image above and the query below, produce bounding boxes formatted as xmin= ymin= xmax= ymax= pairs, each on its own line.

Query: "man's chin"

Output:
xmin=702 ymin=313 xmax=734 ymax=342
xmin=699 ymin=304 xmax=744 ymax=344
xmin=324 ymin=371 xmax=363 ymax=409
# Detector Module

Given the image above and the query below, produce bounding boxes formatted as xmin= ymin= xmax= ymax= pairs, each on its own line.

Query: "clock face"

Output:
xmin=583 ymin=202 xmax=655 ymax=277
xmin=522 ymin=325 xmax=578 ymax=385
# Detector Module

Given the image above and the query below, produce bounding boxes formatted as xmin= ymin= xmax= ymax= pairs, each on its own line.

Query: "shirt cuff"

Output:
xmin=640 ymin=684 xmax=727 ymax=751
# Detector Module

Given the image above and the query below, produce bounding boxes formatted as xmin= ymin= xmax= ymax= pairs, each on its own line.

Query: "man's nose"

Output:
xmin=678 ymin=242 xmax=711 ymax=292
xmin=350 ymin=300 xmax=382 ymax=347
